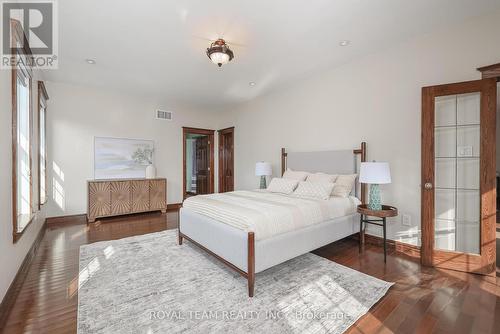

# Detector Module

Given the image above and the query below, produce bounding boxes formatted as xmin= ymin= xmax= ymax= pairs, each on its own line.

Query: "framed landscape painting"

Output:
xmin=94 ymin=137 xmax=154 ymax=179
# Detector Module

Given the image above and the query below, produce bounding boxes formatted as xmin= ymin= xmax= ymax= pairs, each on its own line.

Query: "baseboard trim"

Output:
xmin=167 ymin=203 xmax=182 ymax=211
xmin=46 ymin=214 xmax=87 ymax=226
xmin=0 ymin=220 xmax=47 ymax=330
xmin=354 ymin=233 xmax=421 ymax=259
xmin=366 ymin=234 xmax=421 ymax=258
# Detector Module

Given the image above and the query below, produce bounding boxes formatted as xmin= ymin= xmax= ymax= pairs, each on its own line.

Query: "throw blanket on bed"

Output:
xmin=182 ymin=190 xmax=359 ymax=240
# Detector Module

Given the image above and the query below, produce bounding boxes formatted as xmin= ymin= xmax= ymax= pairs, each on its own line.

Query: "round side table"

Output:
xmin=357 ymin=204 xmax=398 ymax=263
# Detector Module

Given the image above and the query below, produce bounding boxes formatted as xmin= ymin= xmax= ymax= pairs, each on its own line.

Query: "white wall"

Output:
xmin=44 ymin=82 xmax=222 ymax=217
xmin=0 ymin=68 xmax=47 ymax=303
xmin=218 ymin=11 xmax=500 ymax=245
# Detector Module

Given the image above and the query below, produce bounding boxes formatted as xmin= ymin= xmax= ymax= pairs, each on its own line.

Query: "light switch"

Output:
xmin=457 ymin=146 xmax=473 ymax=157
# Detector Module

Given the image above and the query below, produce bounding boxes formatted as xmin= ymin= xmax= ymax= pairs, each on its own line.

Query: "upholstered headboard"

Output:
xmin=281 ymin=142 xmax=367 ymax=203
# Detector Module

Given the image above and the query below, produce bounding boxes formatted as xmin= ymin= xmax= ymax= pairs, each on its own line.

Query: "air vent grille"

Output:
xmin=156 ymin=110 xmax=172 ymax=121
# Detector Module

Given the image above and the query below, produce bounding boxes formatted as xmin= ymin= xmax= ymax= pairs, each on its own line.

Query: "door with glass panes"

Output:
xmin=421 ymin=78 xmax=496 ymax=274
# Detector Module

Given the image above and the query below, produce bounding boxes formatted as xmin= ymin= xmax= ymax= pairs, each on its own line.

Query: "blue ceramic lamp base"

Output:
xmin=368 ymin=184 xmax=382 ymax=211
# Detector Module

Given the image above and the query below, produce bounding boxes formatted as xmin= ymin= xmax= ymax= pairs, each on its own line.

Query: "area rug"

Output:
xmin=77 ymin=230 xmax=393 ymax=334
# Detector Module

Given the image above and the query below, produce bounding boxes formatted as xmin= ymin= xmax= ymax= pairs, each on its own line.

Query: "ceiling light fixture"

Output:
xmin=339 ymin=40 xmax=351 ymax=47
xmin=249 ymin=82 xmax=256 ymax=86
xmin=85 ymin=59 xmax=96 ymax=64
xmin=206 ymin=39 xmax=234 ymax=67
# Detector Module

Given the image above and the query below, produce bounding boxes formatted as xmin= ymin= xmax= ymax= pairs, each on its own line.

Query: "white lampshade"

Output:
xmin=210 ymin=52 xmax=230 ymax=66
xmin=255 ymin=162 xmax=272 ymax=176
xmin=359 ymin=162 xmax=391 ymax=184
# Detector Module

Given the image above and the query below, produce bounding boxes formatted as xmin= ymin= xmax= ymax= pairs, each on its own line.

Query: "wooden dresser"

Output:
xmin=87 ymin=178 xmax=167 ymax=223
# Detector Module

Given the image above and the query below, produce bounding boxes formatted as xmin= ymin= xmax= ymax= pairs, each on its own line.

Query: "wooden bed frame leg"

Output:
xmin=178 ymin=232 xmax=183 ymax=245
xmin=247 ymin=232 xmax=255 ymax=297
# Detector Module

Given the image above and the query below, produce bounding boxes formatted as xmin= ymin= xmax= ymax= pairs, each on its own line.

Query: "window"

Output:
xmin=12 ymin=20 xmax=34 ymax=241
xmin=38 ymin=82 xmax=49 ymax=208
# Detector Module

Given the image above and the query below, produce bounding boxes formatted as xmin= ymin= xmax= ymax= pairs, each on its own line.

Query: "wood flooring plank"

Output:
xmin=0 ymin=210 xmax=498 ymax=334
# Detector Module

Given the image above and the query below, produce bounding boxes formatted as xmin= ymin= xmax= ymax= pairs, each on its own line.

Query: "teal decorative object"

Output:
xmin=259 ymin=176 xmax=267 ymax=189
xmin=255 ymin=162 xmax=272 ymax=189
xmin=368 ymin=184 xmax=382 ymax=210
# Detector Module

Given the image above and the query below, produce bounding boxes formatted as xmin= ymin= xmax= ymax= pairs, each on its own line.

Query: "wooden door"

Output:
xmin=183 ymin=127 xmax=215 ymax=199
xmin=219 ymin=127 xmax=234 ymax=193
xmin=421 ymin=78 xmax=496 ymax=275
xmin=195 ymin=136 xmax=210 ymax=194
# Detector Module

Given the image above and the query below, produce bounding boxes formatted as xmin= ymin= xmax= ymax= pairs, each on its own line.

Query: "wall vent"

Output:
xmin=156 ymin=110 xmax=173 ymax=121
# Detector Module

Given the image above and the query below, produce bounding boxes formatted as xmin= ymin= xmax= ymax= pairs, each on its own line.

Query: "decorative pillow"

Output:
xmin=267 ymin=178 xmax=299 ymax=194
xmin=331 ymin=174 xmax=358 ymax=198
xmin=293 ymin=181 xmax=335 ymax=200
xmin=282 ymin=168 xmax=309 ymax=181
xmin=306 ymin=172 xmax=337 ymax=183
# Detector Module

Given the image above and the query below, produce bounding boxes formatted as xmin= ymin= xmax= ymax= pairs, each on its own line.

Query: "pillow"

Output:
xmin=282 ymin=168 xmax=309 ymax=181
xmin=306 ymin=172 xmax=337 ymax=183
xmin=293 ymin=181 xmax=335 ymax=200
xmin=331 ymin=174 xmax=358 ymax=198
xmin=267 ymin=178 xmax=299 ymax=194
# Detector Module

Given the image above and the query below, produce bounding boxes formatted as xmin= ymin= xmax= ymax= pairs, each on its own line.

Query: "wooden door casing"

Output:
xmin=421 ymin=78 xmax=497 ymax=275
xmin=218 ymin=127 xmax=234 ymax=193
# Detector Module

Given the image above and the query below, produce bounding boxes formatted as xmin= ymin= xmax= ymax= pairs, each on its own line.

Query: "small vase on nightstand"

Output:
xmin=146 ymin=164 xmax=156 ymax=179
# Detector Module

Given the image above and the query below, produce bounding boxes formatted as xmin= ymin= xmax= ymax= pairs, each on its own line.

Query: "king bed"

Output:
xmin=178 ymin=142 xmax=367 ymax=297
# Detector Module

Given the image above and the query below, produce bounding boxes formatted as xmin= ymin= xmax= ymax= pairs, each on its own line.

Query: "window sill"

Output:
xmin=13 ymin=213 xmax=35 ymax=243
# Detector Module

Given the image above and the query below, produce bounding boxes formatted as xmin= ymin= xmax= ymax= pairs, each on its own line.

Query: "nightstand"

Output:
xmin=357 ymin=204 xmax=398 ymax=263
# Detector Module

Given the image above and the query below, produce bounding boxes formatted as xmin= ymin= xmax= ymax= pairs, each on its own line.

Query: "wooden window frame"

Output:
xmin=182 ymin=127 xmax=215 ymax=200
xmin=38 ymin=81 xmax=49 ymax=209
xmin=11 ymin=19 xmax=34 ymax=243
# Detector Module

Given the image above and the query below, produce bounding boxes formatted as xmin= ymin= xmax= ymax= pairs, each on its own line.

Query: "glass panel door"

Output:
xmin=422 ymin=78 xmax=496 ymax=275
xmin=434 ymin=93 xmax=480 ymax=254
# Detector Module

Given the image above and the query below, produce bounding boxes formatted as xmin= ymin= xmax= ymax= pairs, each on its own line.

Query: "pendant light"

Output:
xmin=206 ymin=39 xmax=234 ymax=67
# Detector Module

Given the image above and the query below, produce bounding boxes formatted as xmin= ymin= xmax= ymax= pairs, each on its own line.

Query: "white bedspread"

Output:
xmin=182 ymin=190 xmax=360 ymax=240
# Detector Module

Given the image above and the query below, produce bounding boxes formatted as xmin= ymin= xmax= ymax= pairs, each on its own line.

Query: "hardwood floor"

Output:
xmin=1 ymin=211 xmax=499 ymax=333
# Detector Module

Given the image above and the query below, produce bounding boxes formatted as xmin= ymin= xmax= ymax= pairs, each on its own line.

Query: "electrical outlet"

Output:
xmin=402 ymin=214 xmax=411 ymax=226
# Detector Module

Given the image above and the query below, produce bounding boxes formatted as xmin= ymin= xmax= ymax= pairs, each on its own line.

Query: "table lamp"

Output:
xmin=255 ymin=162 xmax=272 ymax=189
xmin=359 ymin=162 xmax=391 ymax=210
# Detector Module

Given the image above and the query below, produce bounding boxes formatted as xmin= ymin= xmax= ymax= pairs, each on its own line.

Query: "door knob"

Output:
xmin=424 ymin=182 xmax=433 ymax=190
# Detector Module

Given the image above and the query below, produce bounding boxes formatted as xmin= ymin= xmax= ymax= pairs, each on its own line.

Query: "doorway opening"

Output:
xmin=183 ymin=127 xmax=215 ymax=200
xmin=218 ymin=127 xmax=234 ymax=193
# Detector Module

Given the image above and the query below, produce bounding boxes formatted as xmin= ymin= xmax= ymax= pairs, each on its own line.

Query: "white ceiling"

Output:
xmin=45 ymin=0 xmax=500 ymax=109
